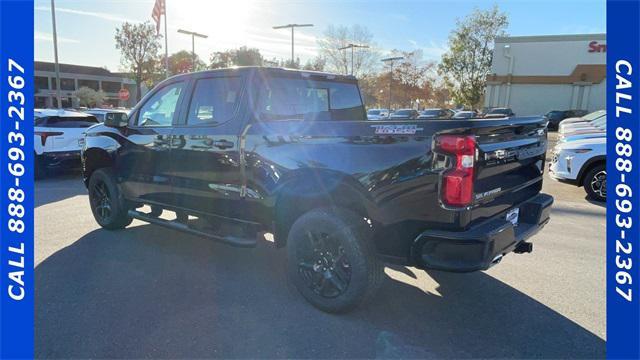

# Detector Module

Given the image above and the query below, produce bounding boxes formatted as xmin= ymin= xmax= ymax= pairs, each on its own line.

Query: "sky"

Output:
xmin=34 ymin=0 xmax=606 ymax=72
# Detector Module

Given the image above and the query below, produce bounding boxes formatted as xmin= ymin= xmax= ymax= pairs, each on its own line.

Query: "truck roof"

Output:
xmin=166 ymin=66 xmax=358 ymax=82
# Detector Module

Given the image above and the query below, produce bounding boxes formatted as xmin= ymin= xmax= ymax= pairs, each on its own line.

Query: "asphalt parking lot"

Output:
xmin=34 ymin=133 xmax=606 ymax=359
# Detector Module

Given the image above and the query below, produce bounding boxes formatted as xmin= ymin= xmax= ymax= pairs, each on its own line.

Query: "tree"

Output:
xmin=115 ymin=21 xmax=162 ymax=103
xmin=209 ymin=46 xmax=264 ymax=69
xmin=303 ymin=55 xmax=327 ymax=71
xmin=167 ymin=50 xmax=206 ymax=74
xmin=317 ymin=24 xmax=379 ymax=77
xmin=438 ymin=6 xmax=508 ymax=108
xmin=233 ymin=46 xmax=263 ymax=66
xmin=73 ymin=87 xmax=107 ymax=107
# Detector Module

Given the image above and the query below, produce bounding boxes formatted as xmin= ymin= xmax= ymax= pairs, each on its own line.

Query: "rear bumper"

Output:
xmin=411 ymin=193 xmax=553 ymax=272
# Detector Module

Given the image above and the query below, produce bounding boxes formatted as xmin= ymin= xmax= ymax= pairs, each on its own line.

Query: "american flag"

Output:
xmin=151 ymin=0 xmax=165 ymax=35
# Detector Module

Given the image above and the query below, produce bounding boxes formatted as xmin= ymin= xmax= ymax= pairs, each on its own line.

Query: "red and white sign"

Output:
xmin=118 ymin=88 xmax=130 ymax=101
xmin=588 ymin=40 xmax=607 ymax=53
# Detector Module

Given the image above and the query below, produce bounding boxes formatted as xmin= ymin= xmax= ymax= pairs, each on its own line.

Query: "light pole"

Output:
xmin=338 ymin=43 xmax=370 ymax=75
xmin=177 ymin=29 xmax=208 ymax=72
xmin=381 ymin=56 xmax=403 ymax=116
xmin=272 ymin=24 xmax=313 ymax=67
xmin=50 ymin=0 xmax=62 ymax=108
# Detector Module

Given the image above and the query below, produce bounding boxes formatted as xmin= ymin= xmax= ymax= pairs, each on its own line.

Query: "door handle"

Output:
xmin=213 ymin=140 xmax=234 ymax=149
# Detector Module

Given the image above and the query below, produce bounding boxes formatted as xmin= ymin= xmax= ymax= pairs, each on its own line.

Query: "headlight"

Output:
xmin=566 ymin=148 xmax=592 ymax=154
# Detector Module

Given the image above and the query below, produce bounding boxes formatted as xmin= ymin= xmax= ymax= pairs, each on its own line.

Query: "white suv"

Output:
xmin=548 ymin=137 xmax=606 ymax=201
xmin=34 ymin=109 xmax=100 ymax=178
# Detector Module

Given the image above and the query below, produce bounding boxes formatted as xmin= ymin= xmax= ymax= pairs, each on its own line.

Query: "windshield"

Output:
xmin=454 ymin=112 xmax=474 ymax=118
xmin=591 ymin=117 xmax=607 ymax=128
xmin=394 ymin=110 xmax=412 ymax=116
xmin=421 ymin=109 xmax=441 ymax=116
xmin=489 ymin=108 xmax=511 ymax=115
xmin=39 ymin=115 xmax=99 ymax=128
xmin=367 ymin=110 xmax=380 ymax=115
xmin=583 ymin=110 xmax=606 ymax=121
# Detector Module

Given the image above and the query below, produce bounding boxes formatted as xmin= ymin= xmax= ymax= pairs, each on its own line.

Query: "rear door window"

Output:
xmin=257 ymin=78 xmax=365 ymax=121
xmin=186 ymin=77 xmax=242 ymax=126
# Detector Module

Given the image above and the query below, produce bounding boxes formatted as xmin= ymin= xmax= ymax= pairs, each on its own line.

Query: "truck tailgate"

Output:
xmin=469 ymin=117 xmax=548 ymax=225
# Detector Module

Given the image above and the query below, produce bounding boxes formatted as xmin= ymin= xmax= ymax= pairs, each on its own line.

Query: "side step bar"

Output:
xmin=128 ymin=210 xmax=257 ymax=248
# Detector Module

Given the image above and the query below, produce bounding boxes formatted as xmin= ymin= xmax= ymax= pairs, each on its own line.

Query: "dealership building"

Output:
xmin=484 ymin=33 xmax=606 ymax=116
xmin=34 ymin=61 xmax=139 ymax=108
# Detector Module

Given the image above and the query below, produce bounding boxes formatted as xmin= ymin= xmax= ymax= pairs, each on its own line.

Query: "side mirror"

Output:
xmin=104 ymin=113 xmax=129 ymax=128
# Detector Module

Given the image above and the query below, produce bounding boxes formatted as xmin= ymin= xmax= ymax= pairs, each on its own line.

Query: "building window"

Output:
xmin=52 ymin=78 xmax=76 ymax=91
xmin=35 ymin=76 xmax=49 ymax=92
xmin=52 ymin=97 xmax=73 ymax=108
xmin=34 ymin=96 xmax=47 ymax=108
xmin=102 ymin=81 xmax=122 ymax=93
xmin=78 ymin=79 xmax=99 ymax=91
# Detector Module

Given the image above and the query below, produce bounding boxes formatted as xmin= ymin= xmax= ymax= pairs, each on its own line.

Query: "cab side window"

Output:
xmin=137 ymin=82 xmax=185 ymax=127
xmin=186 ymin=77 xmax=242 ymax=126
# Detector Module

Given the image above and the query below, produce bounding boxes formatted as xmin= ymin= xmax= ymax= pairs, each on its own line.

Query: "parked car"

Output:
xmin=559 ymin=116 xmax=606 ymax=135
xmin=558 ymin=110 xmax=606 ymax=131
xmin=483 ymin=107 xmax=515 ymax=118
xmin=82 ymin=67 xmax=553 ymax=313
xmin=366 ymin=108 xmax=389 ymax=120
xmin=549 ymin=137 xmax=606 ymax=201
xmin=84 ymin=108 xmax=130 ymax=123
xmin=452 ymin=110 xmax=477 ymax=119
xmin=559 ymin=117 xmax=606 ymax=143
xmin=417 ymin=108 xmax=454 ymax=119
xmin=35 ymin=109 xmax=101 ymax=178
xmin=544 ymin=109 xmax=589 ymax=130
xmin=389 ymin=108 xmax=419 ymax=120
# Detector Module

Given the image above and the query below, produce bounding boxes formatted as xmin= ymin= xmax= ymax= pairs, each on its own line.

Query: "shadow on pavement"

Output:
xmin=550 ymin=204 xmax=605 ymax=218
xmin=35 ymin=171 xmax=86 ymax=207
xmin=35 ymin=224 xmax=605 ymax=359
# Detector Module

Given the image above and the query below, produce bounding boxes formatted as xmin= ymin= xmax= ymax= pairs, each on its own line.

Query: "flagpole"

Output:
xmin=163 ymin=1 xmax=169 ymax=78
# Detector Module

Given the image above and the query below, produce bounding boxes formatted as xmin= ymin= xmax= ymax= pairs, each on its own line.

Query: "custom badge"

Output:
xmin=371 ymin=124 xmax=424 ymax=135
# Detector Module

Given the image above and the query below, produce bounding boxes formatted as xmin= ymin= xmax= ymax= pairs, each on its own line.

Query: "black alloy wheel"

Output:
xmin=589 ymin=170 xmax=607 ymax=199
xmin=297 ymin=230 xmax=352 ymax=298
xmin=287 ymin=208 xmax=384 ymax=313
xmin=583 ymin=164 xmax=607 ymax=202
xmin=90 ymin=180 xmax=113 ymax=222
xmin=88 ymin=168 xmax=132 ymax=229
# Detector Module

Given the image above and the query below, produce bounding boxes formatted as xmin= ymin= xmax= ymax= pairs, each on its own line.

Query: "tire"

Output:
xmin=583 ymin=164 xmax=606 ymax=202
xmin=88 ymin=168 xmax=133 ymax=229
xmin=286 ymin=208 xmax=384 ymax=313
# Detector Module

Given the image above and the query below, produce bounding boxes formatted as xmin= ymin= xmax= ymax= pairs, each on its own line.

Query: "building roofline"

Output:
xmin=495 ymin=33 xmax=606 ymax=43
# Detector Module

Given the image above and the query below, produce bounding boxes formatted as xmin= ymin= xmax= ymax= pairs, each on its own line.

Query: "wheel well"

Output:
xmin=83 ymin=148 xmax=114 ymax=186
xmin=578 ymin=158 xmax=605 ymax=186
xmin=273 ymin=175 xmax=369 ymax=247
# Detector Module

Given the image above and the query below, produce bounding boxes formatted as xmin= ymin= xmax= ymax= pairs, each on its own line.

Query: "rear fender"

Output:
xmin=273 ymin=169 xmax=374 ymax=246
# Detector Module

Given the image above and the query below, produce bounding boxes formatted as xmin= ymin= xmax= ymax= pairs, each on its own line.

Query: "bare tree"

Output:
xmin=438 ymin=6 xmax=508 ymax=108
xmin=115 ymin=21 xmax=162 ymax=103
xmin=303 ymin=55 xmax=327 ymax=71
xmin=318 ymin=25 xmax=379 ymax=77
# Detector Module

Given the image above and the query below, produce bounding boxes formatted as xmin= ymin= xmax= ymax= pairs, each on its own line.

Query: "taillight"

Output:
xmin=435 ymin=134 xmax=476 ymax=207
xmin=35 ymin=131 xmax=63 ymax=146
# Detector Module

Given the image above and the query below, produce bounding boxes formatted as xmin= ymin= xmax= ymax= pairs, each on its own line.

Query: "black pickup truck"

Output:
xmin=82 ymin=67 xmax=553 ymax=312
